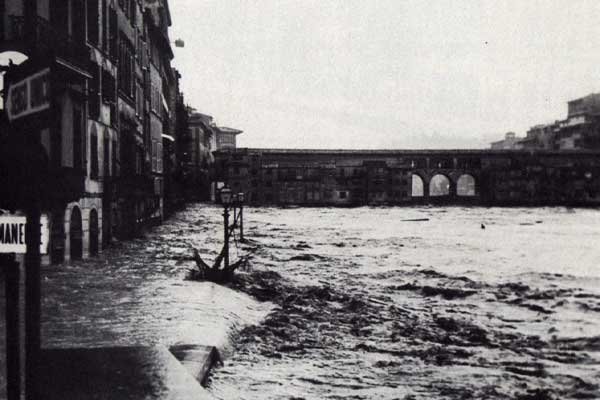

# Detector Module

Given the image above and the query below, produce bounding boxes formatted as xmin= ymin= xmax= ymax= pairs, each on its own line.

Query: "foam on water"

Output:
xmin=208 ymin=205 xmax=600 ymax=400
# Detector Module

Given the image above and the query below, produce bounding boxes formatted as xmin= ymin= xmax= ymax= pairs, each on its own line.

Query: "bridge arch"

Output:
xmin=456 ymin=174 xmax=476 ymax=196
xmin=89 ymin=208 xmax=99 ymax=256
xmin=69 ymin=206 xmax=83 ymax=261
xmin=411 ymin=173 xmax=425 ymax=197
xmin=429 ymin=174 xmax=452 ymax=197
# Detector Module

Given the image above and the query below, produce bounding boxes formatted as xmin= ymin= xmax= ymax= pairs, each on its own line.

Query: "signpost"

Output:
xmin=0 ymin=215 xmax=49 ymax=254
xmin=5 ymin=68 xmax=50 ymax=122
xmin=0 ymin=214 xmax=48 ymax=400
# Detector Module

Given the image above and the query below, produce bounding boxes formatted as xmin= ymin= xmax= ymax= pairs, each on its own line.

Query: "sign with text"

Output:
xmin=0 ymin=215 xmax=49 ymax=254
xmin=6 ymin=68 xmax=51 ymax=122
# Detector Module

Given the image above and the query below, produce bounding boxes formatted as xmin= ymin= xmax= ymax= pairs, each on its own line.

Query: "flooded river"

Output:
xmin=1 ymin=204 xmax=599 ymax=399
xmin=208 ymin=206 xmax=600 ymax=400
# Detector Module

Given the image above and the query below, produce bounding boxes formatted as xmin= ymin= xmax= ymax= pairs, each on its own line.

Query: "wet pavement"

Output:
xmin=1 ymin=204 xmax=599 ymax=399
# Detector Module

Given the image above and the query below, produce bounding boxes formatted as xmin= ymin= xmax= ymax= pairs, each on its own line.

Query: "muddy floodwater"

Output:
xmin=208 ymin=206 xmax=600 ymax=400
xmin=0 ymin=204 xmax=599 ymax=399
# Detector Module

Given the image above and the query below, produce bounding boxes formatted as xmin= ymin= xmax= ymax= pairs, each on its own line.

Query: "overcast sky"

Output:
xmin=170 ymin=0 xmax=600 ymax=149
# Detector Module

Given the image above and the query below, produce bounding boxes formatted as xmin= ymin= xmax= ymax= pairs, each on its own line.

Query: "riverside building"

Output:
xmin=0 ymin=0 xmax=184 ymax=264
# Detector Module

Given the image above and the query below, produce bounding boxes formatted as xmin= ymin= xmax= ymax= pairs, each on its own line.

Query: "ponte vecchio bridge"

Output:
xmin=214 ymin=148 xmax=600 ymax=207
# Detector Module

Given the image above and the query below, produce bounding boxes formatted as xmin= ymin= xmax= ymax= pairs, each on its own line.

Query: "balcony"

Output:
xmin=7 ymin=15 xmax=88 ymax=70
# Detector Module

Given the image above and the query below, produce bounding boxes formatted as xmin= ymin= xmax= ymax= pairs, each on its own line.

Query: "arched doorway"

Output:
xmin=50 ymin=210 xmax=65 ymax=264
xmin=429 ymin=174 xmax=451 ymax=197
xmin=89 ymin=209 xmax=99 ymax=256
xmin=70 ymin=207 xmax=83 ymax=260
xmin=457 ymin=174 xmax=476 ymax=196
xmin=411 ymin=174 xmax=424 ymax=197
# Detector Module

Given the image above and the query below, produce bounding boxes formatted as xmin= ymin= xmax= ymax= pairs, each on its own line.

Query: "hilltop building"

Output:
xmin=553 ymin=93 xmax=600 ymax=150
xmin=493 ymin=92 xmax=600 ymax=151
xmin=490 ymin=132 xmax=523 ymax=150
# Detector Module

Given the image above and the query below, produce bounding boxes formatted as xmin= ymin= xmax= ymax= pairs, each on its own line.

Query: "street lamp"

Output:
xmin=220 ymin=187 xmax=232 ymax=268
xmin=220 ymin=186 xmax=232 ymax=205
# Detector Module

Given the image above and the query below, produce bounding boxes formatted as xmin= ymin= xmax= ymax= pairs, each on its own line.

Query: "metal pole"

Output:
xmin=239 ymin=205 xmax=244 ymax=242
xmin=25 ymin=202 xmax=41 ymax=400
xmin=223 ymin=207 xmax=229 ymax=269
xmin=24 ymin=0 xmax=41 ymax=396
xmin=3 ymin=254 xmax=21 ymax=400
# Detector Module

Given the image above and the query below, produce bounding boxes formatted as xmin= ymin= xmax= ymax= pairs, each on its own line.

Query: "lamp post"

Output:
xmin=232 ymin=193 xmax=238 ymax=224
xmin=237 ymin=192 xmax=245 ymax=241
xmin=220 ymin=187 xmax=232 ymax=269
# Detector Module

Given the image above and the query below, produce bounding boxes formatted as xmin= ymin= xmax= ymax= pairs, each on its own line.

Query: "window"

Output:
xmin=89 ymin=65 xmax=100 ymax=119
xmin=339 ymin=191 xmax=347 ymax=199
xmin=152 ymin=141 xmax=157 ymax=172
xmin=112 ymin=138 xmax=118 ymax=176
xmin=118 ymin=34 xmax=135 ymax=100
xmin=130 ymin=0 xmax=136 ymax=22
xmin=157 ymin=143 xmax=163 ymax=173
xmin=102 ymin=69 xmax=115 ymax=104
xmin=73 ymin=104 xmax=83 ymax=170
xmin=90 ymin=128 xmax=99 ymax=179
xmin=87 ymin=0 xmax=99 ymax=45
xmin=103 ymin=135 xmax=110 ymax=178
xmin=135 ymin=148 xmax=143 ymax=175
xmin=102 ymin=0 xmax=108 ymax=51
xmin=50 ymin=0 xmax=69 ymax=34
xmin=109 ymin=7 xmax=118 ymax=59
xmin=136 ymin=83 xmax=143 ymax=116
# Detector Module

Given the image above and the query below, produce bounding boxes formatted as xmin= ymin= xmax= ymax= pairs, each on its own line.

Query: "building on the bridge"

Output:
xmin=0 ymin=0 xmax=183 ymax=264
xmin=213 ymin=148 xmax=600 ymax=207
xmin=213 ymin=149 xmax=482 ymax=206
xmin=490 ymin=132 xmax=524 ymax=149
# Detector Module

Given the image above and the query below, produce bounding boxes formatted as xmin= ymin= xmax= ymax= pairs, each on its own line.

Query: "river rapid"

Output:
xmin=208 ymin=206 xmax=600 ymax=400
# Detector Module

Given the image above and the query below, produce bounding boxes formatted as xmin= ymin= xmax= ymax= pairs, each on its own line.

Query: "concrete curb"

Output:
xmin=39 ymin=345 xmax=219 ymax=399
xmin=170 ymin=344 xmax=222 ymax=387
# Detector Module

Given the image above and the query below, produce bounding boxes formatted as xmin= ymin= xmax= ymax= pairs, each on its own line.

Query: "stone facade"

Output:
xmin=0 ymin=0 xmax=184 ymax=265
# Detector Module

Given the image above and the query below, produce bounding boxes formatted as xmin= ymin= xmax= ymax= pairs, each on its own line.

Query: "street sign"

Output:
xmin=0 ymin=215 xmax=49 ymax=254
xmin=6 ymin=68 xmax=50 ymax=122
